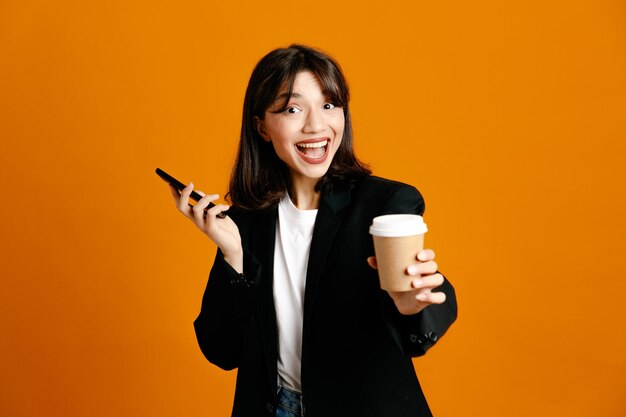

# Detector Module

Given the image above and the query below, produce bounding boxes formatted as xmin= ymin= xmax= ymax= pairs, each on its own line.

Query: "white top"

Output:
xmin=273 ymin=194 xmax=318 ymax=392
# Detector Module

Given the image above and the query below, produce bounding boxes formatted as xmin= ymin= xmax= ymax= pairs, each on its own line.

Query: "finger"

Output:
xmin=367 ymin=256 xmax=378 ymax=269
xmin=411 ymin=273 xmax=444 ymax=289
xmin=168 ymin=184 xmax=181 ymax=201
xmin=416 ymin=291 xmax=446 ymax=304
xmin=193 ymin=194 xmax=219 ymax=224
xmin=169 ymin=184 xmax=180 ymax=200
xmin=417 ymin=249 xmax=435 ymax=262
xmin=177 ymin=182 xmax=194 ymax=213
xmin=175 ymin=183 xmax=195 ymax=217
xmin=195 ymin=193 xmax=219 ymax=210
xmin=205 ymin=203 xmax=229 ymax=221
xmin=407 ymin=260 xmax=438 ymax=276
xmin=204 ymin=198 xmax=228 ymax=219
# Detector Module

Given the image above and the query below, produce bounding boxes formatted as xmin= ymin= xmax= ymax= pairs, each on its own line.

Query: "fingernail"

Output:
xmin=189 ymin=182 xmax=194 ymax=188
xmin=417 ymin=251 xmax=427 ymax=261
xmin=407 ymin=265 xmax=419 ymax=275
xmin=412 ymin=279 xmax=424 ymax=288
xmin=416 ymin=293 xmax=428 ymax=301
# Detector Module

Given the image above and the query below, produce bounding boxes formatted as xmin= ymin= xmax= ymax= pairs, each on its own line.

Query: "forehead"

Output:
xmin=278 ymin=71 xmax=323 ymax=97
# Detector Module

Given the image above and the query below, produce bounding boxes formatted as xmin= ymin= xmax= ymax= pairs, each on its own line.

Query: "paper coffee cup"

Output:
xmin=369 ymin=214 xmax=428 ymax=292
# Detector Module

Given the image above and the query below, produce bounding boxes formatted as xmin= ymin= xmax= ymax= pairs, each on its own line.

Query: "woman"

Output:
xmin=169 ymin=44 xmax=457 ymax=417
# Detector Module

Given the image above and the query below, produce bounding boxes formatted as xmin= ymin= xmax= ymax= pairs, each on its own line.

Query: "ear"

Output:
xmin=254 ymin=116 xmax=271 ymax=142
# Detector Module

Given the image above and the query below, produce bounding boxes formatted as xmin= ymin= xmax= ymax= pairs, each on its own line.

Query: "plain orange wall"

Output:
xmin=1 ymin=1 xmax=625 ymax=416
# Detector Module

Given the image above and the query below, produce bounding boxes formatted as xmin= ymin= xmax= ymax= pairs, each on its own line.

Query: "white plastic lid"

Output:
xmin=369 ymin=214 xmax=428 ymax=237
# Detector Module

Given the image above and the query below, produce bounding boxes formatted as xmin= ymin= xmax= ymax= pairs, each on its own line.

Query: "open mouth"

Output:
xmin=295 ymin=139 xmax=329 ymax=164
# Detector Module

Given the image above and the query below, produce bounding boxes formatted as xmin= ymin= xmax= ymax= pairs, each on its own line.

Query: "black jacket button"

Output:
xmin=428 ymin=331 xmax=438 ymax=342
xmin=409 ymin=334 xmax=418 ymax=343
xmin=266 ymin=402 xmax=274 ymax=414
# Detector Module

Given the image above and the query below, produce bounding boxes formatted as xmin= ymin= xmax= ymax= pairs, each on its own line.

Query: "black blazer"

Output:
xmin=194 ymin=175 xmax=457 ymax=417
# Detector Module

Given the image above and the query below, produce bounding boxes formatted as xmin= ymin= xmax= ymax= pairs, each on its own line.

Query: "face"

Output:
xmin=256 ymin=71 xmax=345 ymax=188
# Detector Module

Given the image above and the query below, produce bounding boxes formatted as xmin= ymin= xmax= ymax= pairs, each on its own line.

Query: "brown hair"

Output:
xmin=227 ymin=44 xmax=370 ymax=210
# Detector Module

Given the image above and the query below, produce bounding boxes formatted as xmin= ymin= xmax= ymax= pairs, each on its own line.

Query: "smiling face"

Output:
xmin=256 ymin=71 xmax=345 ymax=191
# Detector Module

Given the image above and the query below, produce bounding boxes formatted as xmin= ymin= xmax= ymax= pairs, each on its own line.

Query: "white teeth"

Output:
xmin=296 ymin=140 xmax=328 ymax=149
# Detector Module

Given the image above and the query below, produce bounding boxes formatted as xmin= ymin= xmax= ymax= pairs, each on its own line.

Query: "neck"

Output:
xmin=289 ymin=177 xmax=320 ymax=210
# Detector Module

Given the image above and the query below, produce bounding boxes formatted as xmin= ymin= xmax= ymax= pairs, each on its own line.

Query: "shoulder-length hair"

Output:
xmin=227 ymin=44 xmax=371 ymax=210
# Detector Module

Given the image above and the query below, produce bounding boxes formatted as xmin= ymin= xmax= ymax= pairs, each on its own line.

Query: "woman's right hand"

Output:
xmin=169 ymin=182 xmax=244 ymax=273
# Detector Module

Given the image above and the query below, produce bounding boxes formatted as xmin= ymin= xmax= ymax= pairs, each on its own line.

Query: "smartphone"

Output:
xmin=156 ymin=168 xmax=226 ymax=218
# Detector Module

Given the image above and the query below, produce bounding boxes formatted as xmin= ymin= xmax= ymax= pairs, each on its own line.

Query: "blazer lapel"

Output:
xmin=303 ymin=184 xmax=352 ymax=323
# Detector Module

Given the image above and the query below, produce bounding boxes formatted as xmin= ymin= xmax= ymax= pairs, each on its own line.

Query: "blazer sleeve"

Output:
xmin=193 ymin=248 xmax=262 ymax=370
xmin=379 ymin=184 xmax=458 ymax=357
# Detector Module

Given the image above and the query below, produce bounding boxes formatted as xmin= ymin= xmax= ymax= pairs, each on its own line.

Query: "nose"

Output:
xmin=303 ymin=107 xmax=325 ymax=134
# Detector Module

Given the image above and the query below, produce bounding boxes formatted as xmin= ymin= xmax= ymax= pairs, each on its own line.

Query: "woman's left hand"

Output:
xmin=367 ymin=249 xmax=447 ymax=315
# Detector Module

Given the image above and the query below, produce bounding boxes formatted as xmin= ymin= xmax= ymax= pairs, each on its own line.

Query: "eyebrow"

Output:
xmin=275 ymin=92 xmax=302 ymax=100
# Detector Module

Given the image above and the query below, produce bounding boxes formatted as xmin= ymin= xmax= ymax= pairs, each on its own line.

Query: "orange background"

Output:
xmin=1 ymin=1 xmax=625 ymax=416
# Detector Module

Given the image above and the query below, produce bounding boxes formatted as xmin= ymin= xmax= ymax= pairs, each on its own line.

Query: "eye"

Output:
xmin=323 ymin=103 xmax=335 ymax=110
xmin=285 ymin=106 xmax=301 ymax=114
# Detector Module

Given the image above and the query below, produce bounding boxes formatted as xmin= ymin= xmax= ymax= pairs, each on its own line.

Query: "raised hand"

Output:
xmin=367 ymin=249 xmax=446 ymax=315
xmin=169 ymin=182 xmax=243 ymax=273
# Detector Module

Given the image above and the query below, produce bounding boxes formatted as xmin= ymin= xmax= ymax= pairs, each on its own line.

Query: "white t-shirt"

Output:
xmin=273 ymin=194 xmax=317 ymax=392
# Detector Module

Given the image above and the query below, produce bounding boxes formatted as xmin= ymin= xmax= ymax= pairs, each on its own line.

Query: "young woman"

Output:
xmin=168 ymin=44 xmax=457 ymax=417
